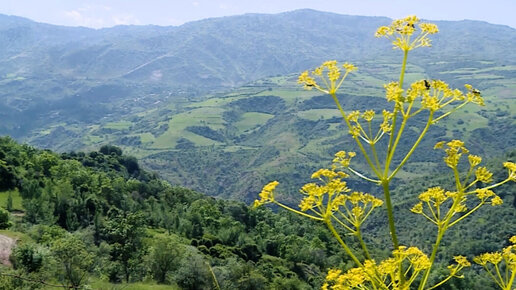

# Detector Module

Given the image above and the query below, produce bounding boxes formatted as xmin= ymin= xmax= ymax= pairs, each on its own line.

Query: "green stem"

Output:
xmin=419 ymin=228 xmax=445 ymax=290
xmin=371 ymin=141 xmax=383 ymax=172
xmin=389 ymin=112 xmax=434 ymax=180
xmin=382 ymin=180 xmax=399 ymax=250
xmin=483 ymin=265 xmax=505 ymax=289
xmin=273 ymin=201 xmax=323 ymax=221
xmin=356 ymin=227 xmax=372 ymax=260
xmin=419 ymin=190 xmax=464 ymax=290
xmin=384 ymin=50 xmax=409 ymax=176
xmin=448 ymin=200 xmax=485 ymax=228
xmin=325 ymin=218 xmax=363 ymax=267
xmin=348 ymin=167 xmax=381 ymax=184
xmin=427 ymin=272 xmax=456 ymax=290
xmin=495 ymin=264 xmax=505 ymax=289
xmin=507 ymin=266 xmax=516 ymax=290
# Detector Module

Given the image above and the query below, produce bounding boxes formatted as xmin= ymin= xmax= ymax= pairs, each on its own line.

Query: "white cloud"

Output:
xmin=64 ymin=10 xmax=106 ymax=28
xmin=64 ymin=5 xmax=140 ymax=28
xmin=112 ymin=14 xmax=141 ymax=26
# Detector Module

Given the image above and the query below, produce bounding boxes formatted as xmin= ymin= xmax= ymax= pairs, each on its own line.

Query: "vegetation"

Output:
xmin=254 ymin=16 xmax=516 ymax=289
xmin=0 ymin=136 xmax=360 ymax=288
xmin=0 ymin=10 xmax=514 ymax=290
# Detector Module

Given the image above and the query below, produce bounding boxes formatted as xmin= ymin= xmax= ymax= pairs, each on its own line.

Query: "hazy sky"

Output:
xmin=2 ymin=0 xmax=515 ymax=29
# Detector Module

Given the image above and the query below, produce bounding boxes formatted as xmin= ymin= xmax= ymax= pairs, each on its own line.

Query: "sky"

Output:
xmin=1 ymin=0 xmax=515 ymax=29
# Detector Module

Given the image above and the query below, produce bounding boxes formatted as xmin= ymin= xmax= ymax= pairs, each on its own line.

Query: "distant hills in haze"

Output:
xmin=0 ymin=9 xmax=515 ymax=200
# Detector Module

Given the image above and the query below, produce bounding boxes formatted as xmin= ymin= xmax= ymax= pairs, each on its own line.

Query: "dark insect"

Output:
xmin=472 ymin=89 xmax=481 ymax=95
xmin=423 ymin=80 xmax=431 ymax=90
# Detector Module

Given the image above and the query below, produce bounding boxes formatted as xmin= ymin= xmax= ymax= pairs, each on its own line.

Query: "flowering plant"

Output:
xmin=254 ymin=16 xmax=516 ymax=289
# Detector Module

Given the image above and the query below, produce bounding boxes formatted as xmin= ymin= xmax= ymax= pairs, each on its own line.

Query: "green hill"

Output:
xmin=0 ymin=10 xmax=515 ymax=200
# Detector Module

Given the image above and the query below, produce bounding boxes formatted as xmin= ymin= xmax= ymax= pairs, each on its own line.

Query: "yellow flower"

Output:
xmin=504 ymin=162 xmax=516 ymax=181
xmin=420 ymin=23 xmax=439 ymax=34
xmin=510 ymin=236 xmax=516 ymax=244
xmin=311 ymin=168 xmax=338 ymax=179
xmin=299 ymin=195 xmax=317 ymax=211
xmin=332 ymin=151 xmax=356 ymax=168
xmin=298 ymin=71 xmax=317 ymax=90
xmin=384 ymin=82 xmax=403 ymax=102
xmin=475 ymin=166 xmax=493 ymax=183
xmin=342 ymin=62 xmax=357 ymax=72
xmin=347 ymin=110 xmax=361 ymax=123
xmin=411 ymin=202 xmax=423 ymax=214
xmin=362 ymin=110 xmax=375 ymax=122
xmin=419 ymin=187 xmax=447 ymax=205
xmin=381 ymin=110 xmax=394 ymax=133
xmin=421 ymin=95 xmax=440 ymax=111
xmin=325 ymin=269 xmax=342 ymax=281
xmin=299 ymin=60 xmax=357 ymax=94
xmin=376 ymin=16 xmax=439 ymax=51
xmin=468 ymin=154 xmax=482 ymax=167
xmin=475 ymin=188 xmax=495 ymax=200
xmin=434 ymin=141 xmax=446 ymax=149
xmin=375 ymin=26 xmax=391 ymax=37
xmin=491 ymin=196 xmax=503 ymax=206
xmin=253 ymin=181 xmax=279 ymax=207
xmin=454 ymin=256 xmax=471 ymax=267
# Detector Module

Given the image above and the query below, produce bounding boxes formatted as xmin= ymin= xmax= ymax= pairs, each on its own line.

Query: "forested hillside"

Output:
xmin=0 ymin=137 xmax=514 ymax=288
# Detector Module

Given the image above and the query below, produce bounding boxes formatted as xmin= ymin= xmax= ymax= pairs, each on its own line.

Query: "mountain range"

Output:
xmin=0 ymin=9 xmax=515 ymax=200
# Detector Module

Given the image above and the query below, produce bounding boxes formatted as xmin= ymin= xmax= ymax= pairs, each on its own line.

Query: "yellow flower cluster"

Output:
xmin=252 ymin=181 xmax=279 ymax=208
xmin=464 ymin=84 xmax=485 ymax=106
xmin=300 ymin=167 xmax=383 ymax=215
xmin=412 ymin=141 xmax=509 ymax=231
xmin=322 ymin=267 xmax=369 ymax=290
xmin=324 ymin=246 xmax=433 ymax=289
xmin=474 ymin=236 xmax=516 ymax=290
xmin=381 ymin=110 xmax=394 ymax=133
xmin=475 ymin=166 xmax=493 ymax=183
xmin=382 ymin=79 xmax=481 ymax=122
xmin=447 ymin=256 xmax=472 ymax=278
xmin=435 ymin=139 xmax=470 ymax=168
xmin=375 ymin=15 xmax=438 ymax=51
xmin=332 ymin=151 xmax=356 ymax=168
xmin=298 ymin=61 xmax=357 ymax=94
xmin=504 ymin=162 xmax=516 ymax=181
xmin=384 ymin=82 xmax=403 ymax=102
xmin=474 ymin=252 xmax=503 ymax=266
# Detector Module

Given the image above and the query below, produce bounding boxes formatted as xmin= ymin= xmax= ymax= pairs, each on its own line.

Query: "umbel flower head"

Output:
xmin=253 ymin=181 xmax=279 ymax=208
xmin=375 ymin=15 xmax=438 ymax=51
xmin=298 ymin=61 xmax=357 ymax=94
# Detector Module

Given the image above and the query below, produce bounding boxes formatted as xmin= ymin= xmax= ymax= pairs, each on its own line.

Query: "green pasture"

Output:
xmin=234 ymin=112 xmax=274 ymax=132
xmin=151 ymin=107 xmax=226 ymax=148
xmin=103 ymin=121 xmax=133 ymax=130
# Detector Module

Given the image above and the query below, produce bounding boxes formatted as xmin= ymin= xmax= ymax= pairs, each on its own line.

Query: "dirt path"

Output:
xmin=0 ymin=234 xmax=16 ymax=266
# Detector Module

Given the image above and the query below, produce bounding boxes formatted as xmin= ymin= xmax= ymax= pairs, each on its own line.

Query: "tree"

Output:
xmin=146 ymin=235 xmax=182 ymax=284
xmin=102 ymin=209 xmax=146 ymax=282
xmin=51 ymin=234 xmax=93 ymax=288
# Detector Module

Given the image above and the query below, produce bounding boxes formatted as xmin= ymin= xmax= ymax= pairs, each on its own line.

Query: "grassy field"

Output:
xmin=234 ymin=112 xmax=274 ymax=132
xmin=0 ymin=189 xmax=23 ymax=211
xmin=103 ymin=121 xmax=133 ymax=130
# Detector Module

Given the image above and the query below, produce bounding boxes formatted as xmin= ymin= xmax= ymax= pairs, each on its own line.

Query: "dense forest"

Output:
xmin=0 ymin=136 xmax=514 ymax=289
